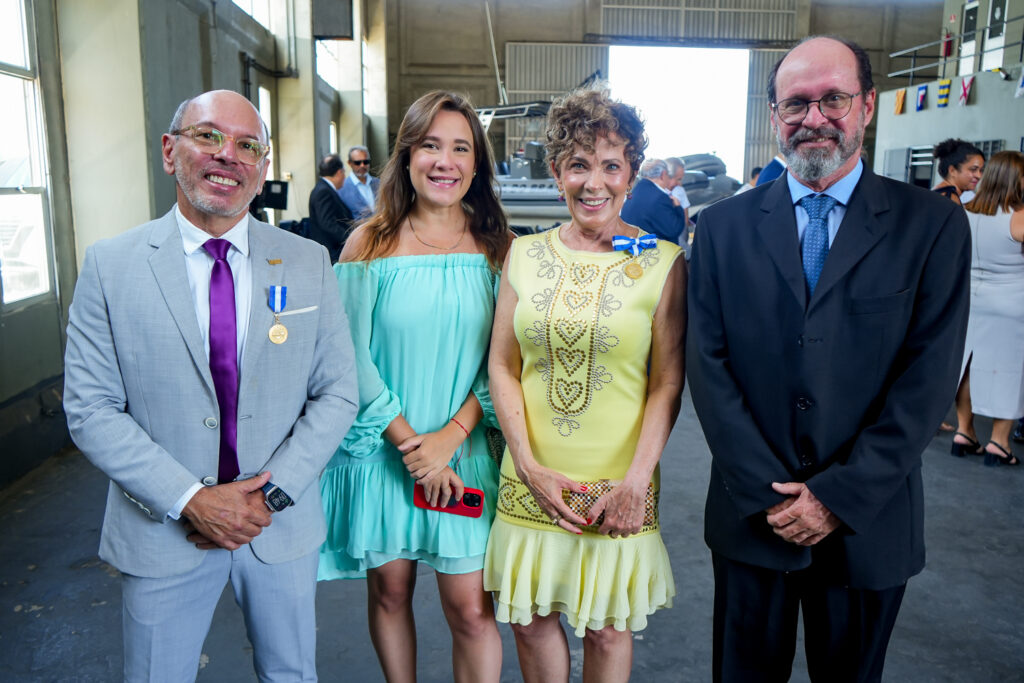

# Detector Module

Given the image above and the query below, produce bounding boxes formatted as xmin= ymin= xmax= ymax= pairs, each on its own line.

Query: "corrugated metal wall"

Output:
xmin=601 ymin=0 xmax=799 ymax=42
xmin=504 ymin=43 xmax=611 ymax=160
xmin=745 ymin=49 xmax=788 ymax=179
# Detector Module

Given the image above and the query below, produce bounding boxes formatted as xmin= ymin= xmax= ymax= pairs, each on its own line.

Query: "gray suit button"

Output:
xmin=204 ymin=417 xmax=218 ymax=429
xmin=202 ymin=476 xmax=217 ymax=486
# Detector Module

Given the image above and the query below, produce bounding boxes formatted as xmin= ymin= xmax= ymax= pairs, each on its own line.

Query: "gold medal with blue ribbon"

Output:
xmin=613 ymin=233 xmax=657 ymax=279
xmin=268 ymin=285 xmax=288 ymax=344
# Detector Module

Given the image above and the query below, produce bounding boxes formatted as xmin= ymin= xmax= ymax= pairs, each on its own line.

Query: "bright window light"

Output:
xmin=231 ymin=0 xmax=270 ymax=29
xmin=609 ymin=46 xmax=749 ymax=181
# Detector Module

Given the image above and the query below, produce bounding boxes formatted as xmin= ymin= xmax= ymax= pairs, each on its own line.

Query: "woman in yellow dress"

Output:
xmin=484 ymin=88 xmax=687 ymax=682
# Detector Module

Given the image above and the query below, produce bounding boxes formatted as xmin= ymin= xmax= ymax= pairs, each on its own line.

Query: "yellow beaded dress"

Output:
xmin=483 ymin=227 xmax=680 ymax=636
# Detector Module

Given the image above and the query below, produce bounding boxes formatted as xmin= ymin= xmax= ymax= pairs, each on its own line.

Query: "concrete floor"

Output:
xmin=1 ymin=389 xmax=1022 ymax=682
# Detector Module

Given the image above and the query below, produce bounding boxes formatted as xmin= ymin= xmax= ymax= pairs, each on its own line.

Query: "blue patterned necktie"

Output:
xmin=799 ymin=194 xmax=837 ymax=296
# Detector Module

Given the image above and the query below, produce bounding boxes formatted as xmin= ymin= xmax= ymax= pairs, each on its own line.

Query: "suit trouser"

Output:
xmin=711 ymin=552 xmax=906 ymax=683
xmin=121 ymin=546 xmax=318 ymax=683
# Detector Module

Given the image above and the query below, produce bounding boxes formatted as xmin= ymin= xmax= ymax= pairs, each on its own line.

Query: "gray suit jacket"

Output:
xmin=64 ymin=209 xmax=358 ymax=578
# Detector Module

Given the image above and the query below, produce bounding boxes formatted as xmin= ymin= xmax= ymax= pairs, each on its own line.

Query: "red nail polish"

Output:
xmin=586 ymin=518 xmax=592 ymax=525
xmin=580 ymin=485 xmax=588 ymax=492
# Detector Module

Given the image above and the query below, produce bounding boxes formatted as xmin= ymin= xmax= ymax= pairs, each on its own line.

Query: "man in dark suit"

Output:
xmin=620 ymin=158 xmax=687 ymax=243
xmin=687 ymin=36 xmax=970 ymax=682
xmin=308 ymin=154 xmax=353 ymax=262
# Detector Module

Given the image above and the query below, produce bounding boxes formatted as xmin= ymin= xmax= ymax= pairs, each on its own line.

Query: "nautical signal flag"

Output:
xmin=937 ymin=80 xmax=951 ymax=107
xmin=960 ymin=76 xmax=974 ymax=105
xmin=894 ymin=88 xmax=906 ymax=114
xmin=916 ymin=84 xmax=927 ymax=111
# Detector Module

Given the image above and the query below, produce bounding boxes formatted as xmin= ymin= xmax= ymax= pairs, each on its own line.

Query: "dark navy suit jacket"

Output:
xmin=308 ymin=179 xmax=353 ymax=263
xmin=619 ymin=178 xmax=686 ymax=242
xmin=687 ymin=168 xmax=970 ymax=590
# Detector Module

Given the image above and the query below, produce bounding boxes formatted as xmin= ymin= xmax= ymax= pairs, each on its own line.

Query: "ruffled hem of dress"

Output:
xmin=483 ymin=517 xmax=675 ymax=636
xmin=318 ymin=455 xmax=498 ymax=580
xmin=334 ymin=407 xmax=402 ymax=461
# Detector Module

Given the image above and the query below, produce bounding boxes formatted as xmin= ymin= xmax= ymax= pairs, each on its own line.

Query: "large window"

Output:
xmin=0 ymin=0 xmax=52 ymax=305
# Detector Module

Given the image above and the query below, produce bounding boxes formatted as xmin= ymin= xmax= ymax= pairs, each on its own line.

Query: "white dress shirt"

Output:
xmin=169 ymin=205 xmax=253 ymax=518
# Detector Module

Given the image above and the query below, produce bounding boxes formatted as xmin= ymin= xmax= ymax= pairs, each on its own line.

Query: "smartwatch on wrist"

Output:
xmin=261 ymin=482 xmax=293 ymax=512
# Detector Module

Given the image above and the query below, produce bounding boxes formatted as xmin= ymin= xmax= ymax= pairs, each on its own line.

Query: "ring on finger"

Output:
xmin=551 ymin=514 xmax=561 ymax=524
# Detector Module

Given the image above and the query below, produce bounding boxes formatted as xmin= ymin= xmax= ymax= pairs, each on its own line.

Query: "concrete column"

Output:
xmin=274 ymin=0 xmax=318 ymax=222
xmin=57 ymin=0 xmax=150 ymax=263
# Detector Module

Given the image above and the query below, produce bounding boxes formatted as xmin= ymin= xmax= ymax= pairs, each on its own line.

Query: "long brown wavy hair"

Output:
xmin=964 ymin=151 xmax=1024 ymax=216
xmin=345 ymin=90 xmax=511 ymax=268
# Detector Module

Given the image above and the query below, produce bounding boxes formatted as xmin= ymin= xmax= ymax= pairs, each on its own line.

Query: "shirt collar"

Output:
xmin=787 ymin=158 xmax=862 ymax=206
xmin=175 ymin=204 xmax=250 ymax=257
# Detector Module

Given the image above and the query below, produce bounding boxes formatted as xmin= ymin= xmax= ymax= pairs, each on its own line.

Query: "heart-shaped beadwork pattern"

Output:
xmin=555 ymin=318 xmax=586 ymax=347
xmin=555 ymin=347 xmax=585 ymax=376
xmin=570 ymin=263 xmax=598 ymax=286
xmin=563 ymin=291 xmax=591 ymax=313
xmin=554 ymin=378 xmax=583 ymax=408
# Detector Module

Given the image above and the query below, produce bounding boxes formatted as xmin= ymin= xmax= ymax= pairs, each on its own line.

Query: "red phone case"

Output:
xmin=413 ymin=484 xmax=485 ymax=518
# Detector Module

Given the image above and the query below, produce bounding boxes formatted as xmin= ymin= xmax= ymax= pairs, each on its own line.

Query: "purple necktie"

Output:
xmin=203 ymin=239 xmax=240 ymax=484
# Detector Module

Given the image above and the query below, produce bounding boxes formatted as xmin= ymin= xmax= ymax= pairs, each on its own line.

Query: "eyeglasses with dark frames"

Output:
xmin=771 ymin=91 xmax=863 ymax=125
xmin=350 ymin=159 xmax=371 ymax=166
xmin=172 ymin=125 xmax=270 ymax=165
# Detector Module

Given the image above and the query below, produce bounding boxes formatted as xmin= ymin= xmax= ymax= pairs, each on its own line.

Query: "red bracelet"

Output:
xmin=450 ymin=418 xmax=470 ymax=438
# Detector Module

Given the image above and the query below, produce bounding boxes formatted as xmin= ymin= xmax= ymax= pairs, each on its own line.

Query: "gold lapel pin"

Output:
xmin=267 ymin=258 xmax=282 ymax=265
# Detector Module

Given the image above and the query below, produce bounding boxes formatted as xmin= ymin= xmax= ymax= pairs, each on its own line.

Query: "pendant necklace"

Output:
xmin=409 ymin=215 xmax=467 ymax=251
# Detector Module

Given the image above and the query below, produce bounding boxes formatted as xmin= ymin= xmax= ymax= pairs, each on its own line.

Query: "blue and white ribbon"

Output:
xmin=612 ymin=234 xmax=658 ymax=256
xmin=268 ymin=285 xmax=287 ymax=313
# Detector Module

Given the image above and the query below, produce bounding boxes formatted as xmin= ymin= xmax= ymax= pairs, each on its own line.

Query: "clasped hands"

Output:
xmin=521 ymin=464 xmax=646 ymax=538
xmin=182 ymin=471 xmax=273 ymax=550
xmin=399 ymin=428 xmax=466 ymax=508
xmin=765 ymin=481 xmax=840 ymax=546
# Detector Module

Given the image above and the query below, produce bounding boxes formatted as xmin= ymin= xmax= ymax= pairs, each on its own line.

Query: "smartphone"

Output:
xmin=413 ymin=484 xmax=484 ymax=518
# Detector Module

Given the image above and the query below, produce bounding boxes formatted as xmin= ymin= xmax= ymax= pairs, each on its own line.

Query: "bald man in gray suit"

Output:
xmin=64 ymin=90 xmax=358 ymax=682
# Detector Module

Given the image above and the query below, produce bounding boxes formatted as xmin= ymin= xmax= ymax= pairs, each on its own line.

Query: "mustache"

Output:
xmin=788 ymin=126 xmax=843 ymax=144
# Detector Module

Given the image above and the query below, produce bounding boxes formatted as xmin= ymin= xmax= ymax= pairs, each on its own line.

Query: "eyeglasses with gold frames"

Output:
xmin=172 ymin=125 xmax=270 ymax=165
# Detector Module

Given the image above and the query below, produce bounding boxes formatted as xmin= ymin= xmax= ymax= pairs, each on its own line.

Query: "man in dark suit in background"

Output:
xmin=687 ymin=36 xmax=970 ymax=682
xmin=620 ymin=158 xmax=688 ymax=243
xmin=308 ymin=154 xmax=353 ymax=262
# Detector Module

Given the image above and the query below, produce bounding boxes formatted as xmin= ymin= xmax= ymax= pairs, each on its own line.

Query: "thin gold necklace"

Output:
xmin=408 ymin=215 xmax=467 ymax=250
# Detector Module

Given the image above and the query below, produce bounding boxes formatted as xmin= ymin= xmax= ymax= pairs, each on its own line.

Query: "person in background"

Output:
xmin=666 ymin=156 xmax=692 ymax=231
xmin=951 ymin=151 xmax=1024 ymax=466
xmin=63 ymin=89 xmax=358 ymax=681
xmin=620 ymin=158 xmax=688 ymax=242
xmin=485 ymin=87 xmax=686 ymax=683
xmin=688 ymin=36 xmax=970 ymax=682
xmin=933 ymin=138 xmax=985 ymax=206
xmin=338 ymin=145 xmax=380 ymax=218
xmin=932 ymin=139 xmax=985 ymax=433
xmin=734 ymin=166 xmax=763 ymax=195
xmin=319 ymin=90 xmax=512 ymax=683
xmin=755 ymin=154 xmax=787 ymax=186
xmin=308 ymin=153 xmax=354 ymax=263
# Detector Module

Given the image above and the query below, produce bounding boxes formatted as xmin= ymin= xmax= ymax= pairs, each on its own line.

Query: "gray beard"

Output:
xmin=777 ymin=113 xmax=864 ymax=183
xmin=175 ymin=160 xmax=257 ymax=218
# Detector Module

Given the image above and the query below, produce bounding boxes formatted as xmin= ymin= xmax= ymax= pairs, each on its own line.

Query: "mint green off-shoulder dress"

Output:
xmin=318 ymin=254 xmax=500 ymax=579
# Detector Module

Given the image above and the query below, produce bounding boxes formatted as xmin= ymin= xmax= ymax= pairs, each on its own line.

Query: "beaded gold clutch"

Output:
xmin=561 ymin=479 xmax=658 ymax=529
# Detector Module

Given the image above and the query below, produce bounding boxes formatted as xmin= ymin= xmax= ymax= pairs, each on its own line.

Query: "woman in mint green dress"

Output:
xmin=318 ymin=91 xmax=512 ymax=683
